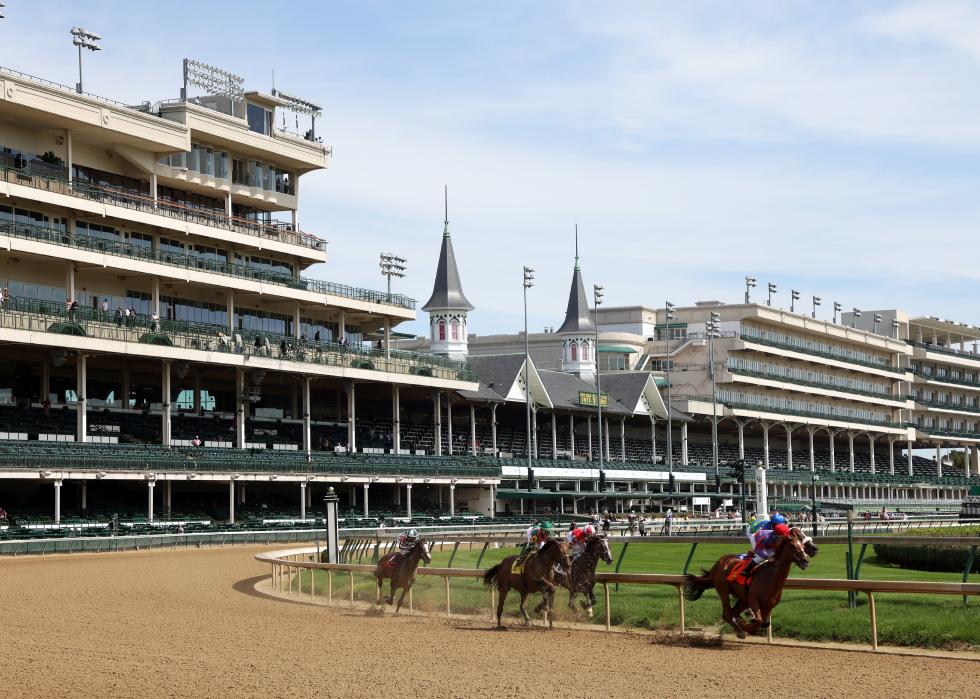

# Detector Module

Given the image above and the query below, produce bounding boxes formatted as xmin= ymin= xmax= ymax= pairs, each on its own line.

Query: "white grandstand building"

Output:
xmin=0 ymin=55 xmax=975 ymax=538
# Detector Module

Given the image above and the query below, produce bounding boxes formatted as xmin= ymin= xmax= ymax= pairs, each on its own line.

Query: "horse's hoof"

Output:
xmin=495 ymin=626 xmax=508 ymax=632
xmin=586 ymin=608 xmax=593 ymax=618
xmin=736 ymin=629 xmax=747 ymax=640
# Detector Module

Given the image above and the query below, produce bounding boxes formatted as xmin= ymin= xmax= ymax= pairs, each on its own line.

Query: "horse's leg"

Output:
xmin=567 ymin=589 xmax=578 ymax=613
xmin=716 ymin=583 xmax=746 ymax=639
xmin=395 ymin=585 xmax=408 ymax=614
xmin=495 ymin=576 xmax=509 ymax=629
xmin=387 ymin=578 xmax=396 ymax=605
xmin=585 ymin=588 xmax=596 ymax=618
xmin=375 ymin=575 xmax=382 ymax=606
xmin=519 ymin=590 xmax=531 ymax=626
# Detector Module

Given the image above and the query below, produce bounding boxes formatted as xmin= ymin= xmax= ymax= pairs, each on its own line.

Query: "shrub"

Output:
xmin=872 ymin=527 xmax=980 ymax=573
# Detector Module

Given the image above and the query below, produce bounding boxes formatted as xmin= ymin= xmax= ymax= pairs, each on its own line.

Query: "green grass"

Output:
xmin=295 ymin=539 xmax=980 ymax=649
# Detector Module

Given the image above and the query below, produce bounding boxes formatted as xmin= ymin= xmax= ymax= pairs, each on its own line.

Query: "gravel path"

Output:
xmin=0 ymin=546 xmax=975 ymax=698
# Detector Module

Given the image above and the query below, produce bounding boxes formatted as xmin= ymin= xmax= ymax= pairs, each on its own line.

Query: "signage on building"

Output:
xmin=578 ymin=391 xmax=608 ymax=407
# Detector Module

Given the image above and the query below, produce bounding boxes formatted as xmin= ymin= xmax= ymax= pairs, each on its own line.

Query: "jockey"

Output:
xmin=566 ymin=524 xmax=597 ymax=558
xmin=515 ymin=520 xmax=554 ymax=565
xmin=746 ymin=512 xmax=786 ymax=547
xmin=396 ymin=529 xmax=420 ymax=554
xmin=741 ymin=522 xmax=791 ymax=577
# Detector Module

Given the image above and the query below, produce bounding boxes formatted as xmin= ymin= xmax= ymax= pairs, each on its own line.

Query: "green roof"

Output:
xmin=598 ymin=345 xmax=638 ymax=353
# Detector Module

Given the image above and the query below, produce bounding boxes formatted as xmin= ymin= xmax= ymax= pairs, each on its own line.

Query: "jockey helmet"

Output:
xmin=540 ymin=520 xmax=554 ymax=532
xmin=770 ymin=513 xmax=787 ymax=526
xmin=583 ymin=524 xmax=595 ymax=536
xmin=407 ymin=529 xmax=418 ymax=538
xmin=773 ymin=523 xmax=791 ymax=537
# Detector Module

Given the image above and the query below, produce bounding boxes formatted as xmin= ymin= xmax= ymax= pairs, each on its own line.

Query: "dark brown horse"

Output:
xmin=482 ymin=538 xmax=571 ymax=629
xmin=683 ymin=528 xmax=811 ymax=638
xmin=553 ymin=535 xmax=613 ymax=617
xmin=374 ymin=538 xmax=432 ymax=612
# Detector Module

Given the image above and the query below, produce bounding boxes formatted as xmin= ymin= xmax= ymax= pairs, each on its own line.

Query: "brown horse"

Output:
xmin=553 ymin=535 xmax=613 ymax=617
xmin=374 ymin=538 xmax=432 ymax=612
xmin=683 ymin=528 xmax=811 ymax=638
xmin=482 ymin=538 xmax=571 ymax=629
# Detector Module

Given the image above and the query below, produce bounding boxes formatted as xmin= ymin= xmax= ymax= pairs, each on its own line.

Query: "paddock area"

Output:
xmin=1 ymin=546 xmax=976 ymax=698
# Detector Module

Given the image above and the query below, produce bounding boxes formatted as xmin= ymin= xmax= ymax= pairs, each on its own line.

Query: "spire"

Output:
xmin=557 ymin=224 xmax=595 ymax=334
xmin=422 ymin=186 xmax=474 ymax=312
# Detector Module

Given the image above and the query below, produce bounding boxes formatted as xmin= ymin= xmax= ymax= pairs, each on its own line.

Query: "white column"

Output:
xmin=605 ymin=417 xmax=612 ymax=461
xmin=681 ymin=422 xmax=689 ymax=465
xmin=302 ymin=377 xmax=312 ymax=455
xmin=447 ymin=396 xmax=454 ymax=455
xmin=300 ymin=482 xmax=307 ymax=520
xmin=384 ymin=317 xmax=391 ymax=361
xmin=161 ymin=360 xmax=172 ymax=447
xmin=785 ymin=425 xmax=793 ymax=471
xmin=54 ymin=480 xmax=62 ymax=525
xmin=228 ymin=292 xmax=235 ymax=334
xmin=152 ymin=276 xmax=161 ymax=319
xmin=907 ymin=440 xmax=914 ymax=476
xmin=620 ymin=419 xmax=626 ymax=462
xmin=147 ymin=481 xmax=155 ymax=523
xmin=650 ymin=416 xmax=656 ymax=463
xmin=293 ymin=303 xmax=301 ymax=340
xmin=346 ymin=381 xmax=357 ymax=452
xmin=225 ymin=191 xmax=232 ymax=217
xmin=235 ymin=368 xmax=245 ymax=449
xmin=532 ymin=405 xmax=538 ymax=459
xmin=936 ymin=445 xmax=943 ymax=478
xmin=737 ymin=421 xmax=746 ymax=461
xmin=433 ymin=391 xmax=442 ymax=456
xmin=888 ymin=438 xmax=895 ymax=475
xmin=338 ymin=311 xmax=347 ymax=343
xmin=165 ymin=480 xmax=172 ymax=517
xmin=76 ymin=353 xmax=87 ymax=443
xmin=808 ymin=429 xmax=815 ymax=472
xmin=449 ymin=483 xmax=456 ymax=517
xmin=869 ymin=435 xmax=876 ymax=475
xmin=551 ymin=412 xmax=557 ymax=460
xmin=228 ymin=481 xmax=236 ymax=524
xmin=392 ymin=384 xmax=401 ymax=454
xmin=65 ymin=129 xmax=73 ymax=183
xmin=80 ymin=481 xmax=87 ymax=510
xmin=471 ymin=404 xmax=478 ymax=456
xmin=363 ymin=483 xmax=370 ymax=518
xmin=570 ymin=414 xmax=576 ymax=460
xmin=491 ymin=403 xmax=498 ymax=456
xmin=848 ymin=433 xmax=856 ymax=473
xmin=829 ymin=432 xmax=836 ymax=473
xmin=66 ymin=262 xmax=75 ymax=302
xmin=587 ymin=417 xmax=593 ymax=460
xmin=406 ymin=484 xmax=412 ymax=519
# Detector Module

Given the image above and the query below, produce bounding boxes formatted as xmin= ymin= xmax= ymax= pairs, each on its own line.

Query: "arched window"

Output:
xmin=570 ymin=342 xmax=578 ymax=361
xmin=450 ymin=319 xmax=460 ymax=340
xmin=581 ymin=344 xmax=589 ymax=361
xmin=438 ymin=320 xmax=446 ymax=341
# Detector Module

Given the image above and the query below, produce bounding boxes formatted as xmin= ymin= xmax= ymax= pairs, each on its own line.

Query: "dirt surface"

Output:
xmin=1 ymin=547 xmax=977 ymax=698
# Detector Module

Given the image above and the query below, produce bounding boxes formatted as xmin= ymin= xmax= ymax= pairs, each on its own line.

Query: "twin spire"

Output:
xmin=422 ymin=186 xmax=474 ymax=312
xmin=557 ymin=223 xmax=596 ymax=335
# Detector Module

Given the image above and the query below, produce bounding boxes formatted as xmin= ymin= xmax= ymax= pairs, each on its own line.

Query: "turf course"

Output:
xmin=301 ymin=539 xmax=980 ymax=649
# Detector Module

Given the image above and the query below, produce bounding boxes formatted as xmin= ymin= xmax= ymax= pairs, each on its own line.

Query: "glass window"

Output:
xmin=204 ymin=148 xmax=214 ymax=177
xmin=438 ymin=321 xmax=446 ymax=341
xmin=450 ymin=320 xmax=459 ymax=340
xmin=570 ymin=343 xmax=578 ymax=361
xmin=247 ymin=103 xmax=269 ymax=135
xmin=190 ymin=145 xmax=201 ymax=173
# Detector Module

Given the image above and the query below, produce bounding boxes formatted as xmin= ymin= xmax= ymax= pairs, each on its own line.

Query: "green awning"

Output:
xmin=598 ymin=345 xmax=638 ymax=353
xmin=496 ymin=489 xmax=647 ymax=501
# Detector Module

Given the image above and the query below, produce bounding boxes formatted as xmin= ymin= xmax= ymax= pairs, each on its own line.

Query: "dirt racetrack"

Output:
xmin=1 ymin=546 xmax=977 ymax=699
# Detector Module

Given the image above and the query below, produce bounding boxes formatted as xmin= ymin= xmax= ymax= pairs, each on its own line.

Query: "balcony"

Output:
xmin=908 ymin=340 xmax=980 ymax=362
xmin=739 ymin=327 xmax=903 ymax=374
xmin=0 ymin=296 xmax=472 ymax=382
xmin=727 ymin=359 xmax=895 ymax=400
xmin=910 ymin=367 xmax=980 ymax=391
xmin=0 ymin=217 xmax=415 ymax=311
xmin=716 ymin=391 xmax=905 ymax=429
xmin=914 ymin=398 xmax=980 ymax=415
xmin=0 ymin=163 xmax=325 ymax=252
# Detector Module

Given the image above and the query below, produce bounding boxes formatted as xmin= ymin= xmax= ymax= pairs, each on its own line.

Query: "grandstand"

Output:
xmin=0 ymin=54 xmax=977 ymax=539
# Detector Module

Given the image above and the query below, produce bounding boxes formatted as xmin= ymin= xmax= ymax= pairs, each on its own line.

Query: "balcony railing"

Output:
xmin=0 ymin=218 xmax=415 ymax=310
xmin=909 ymin=340 xmax=980 ymax=362
xmin=914 ymin=398 xmax=980 ymax=415
xmin=0 ymin=297 xmax=473 ymax=382
xmin=910 ymin=367 xmax=980 ymax=391
xmin=726 ymin=359 xmax=895 ymax=400
xmin=717 ymin=392 xmax=905 ymax=429
xmin=0 ymin=65 xmax=150 ymax=114
xmin=919 ymin=426 xmax=980 ymax=440
xmin=739 ymin=329 xmax=903 ymax=374
xmin=0 ymin=164 xmax=326 ymax=252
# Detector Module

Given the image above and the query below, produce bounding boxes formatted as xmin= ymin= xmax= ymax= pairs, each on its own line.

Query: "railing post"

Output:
xmin=963 ymin=546 xmax=977 ymax=607
xmin=445 ymin=576 xmax=451 ymax=618
xmin=447 ymin=541 xmax=461 ymax=568
xmin=603 ymin=582 xmax=611 ymax=631
xmin=868 ymin=591 xmax=878 ymax=651
xmin=327 ymin=570 xmax=333 ymax=604
xmin=475 ymin=541 xmax=490 ymax=569
xmin=682 ymin=543 xmax=698 ymax=575
xmin=349 ymin=570 xmax=354 ymax=607
xmin=614 ymin=542 xmax=630 ymax=592
xmin=677 ymin=585 xmax=685 ymax=633
xmin=310 ymin=567 xmax=315 ymax=601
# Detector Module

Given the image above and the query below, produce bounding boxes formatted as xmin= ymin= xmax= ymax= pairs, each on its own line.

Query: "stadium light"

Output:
xmin=594 ymin=283 xmax=605 ymax=475
xmin=1 ymin=2 xmax=6 ymax=20
xmin=379 ymin=252 xmax=407 ymax=297
xmin=706 ymin=311 xmax=722 ymax=481
xmin=273 ymin=88 xmax=323 ymax=141
xmin=833 ymin=301 xmax=842 ymax=324
xmin=812 ymin=296 xmax=821 ymax=319
xmin=790 ymin=289 xmax=800 ymax=313
xmin=523 ymin=266 xmax=535 ymax=476
xmin=892 ymin=318 xmax=901 ymax=339
xmin=873 ymin=313 xmax=883 ymax=334
xmin=71 ymin=27 xmax=102 ymax=94
xmin=767 ymin=282 xmax=778 ymax=307
xmin=665 ymin=301 xmax=676 ymax=472
xmin=744 ymin=276 xmax=757 ymax=304
xmin=182 ymin=58 xmax=244 ymax=103
xmin=852 ymin=308 xmax=862 ymax=329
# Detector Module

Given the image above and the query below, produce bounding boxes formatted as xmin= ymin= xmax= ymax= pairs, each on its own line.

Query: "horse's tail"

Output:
xmin=683 ymin=569 xmax=712 ymax=601
xmin=482 ymin=563 xmax=501 ymax=590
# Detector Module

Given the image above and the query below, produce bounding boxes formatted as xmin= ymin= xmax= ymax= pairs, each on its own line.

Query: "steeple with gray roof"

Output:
xmin=423 ymin=187 xmax=473 ymax=360
xmin=557 ymin=227 xmax=598 ymax=381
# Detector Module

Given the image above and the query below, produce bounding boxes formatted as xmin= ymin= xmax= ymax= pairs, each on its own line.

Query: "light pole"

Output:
xmin=833 ymin=301 xmax=842 ymax=324
xmin=665 ymin=301 xmax=676 ymax=472
xmin=594 ymin=284 xmax=605 ymax=474
xmin=0 ymin=3 xmax=7 ymax=20
xmin=706 ymin=311 xmax=721 ymax=481
xmin=873 ymin=313 xmax=883 ymax=335
xmin=71 ymin=27 xmax=102 ymax=94
xmin=790 ymin=289 xmax=800 ymax=313
xmin=892 ymin=318 xmax=900 ymax=339
xmin=379 ymin=253 xmax=407 ymax=299
xmin=767 ymin=282 xmax=778 ymax=307
xmin=523 ymin=266 xmax=534 ymax=476
xmin=812 ymin=296 xmax=821 ymax=319
xmin=744 ymin=276 xmax=756 ymax=304
xmin=851 ymin=308 xmax=862 ymax=329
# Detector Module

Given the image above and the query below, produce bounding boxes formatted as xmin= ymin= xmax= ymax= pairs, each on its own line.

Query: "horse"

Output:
xmin=683 ymin=528 xmax=811 ymax=638
xmin=373 ymin=538 xmax=432 ymax=612
xmin=482 ymin=538 xmax=571 ymax=629
xmin=553 ymin=534 xmax=613 ymax=617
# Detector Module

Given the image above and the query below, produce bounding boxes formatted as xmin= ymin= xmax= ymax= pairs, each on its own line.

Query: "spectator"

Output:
xmin=42 ymin=397 xmax=51 ymax=417
xmin=115 ymin=307 xmax=123 ymax=327
xmin=66 ymin=298 xmax=79 ymax=323
xmin=150 ymin=312 xmax=160 ymax=332
xmin=100 ymin=299 xmax=109 ymax=320
xmin=0 ymin=286 xmax=8 ymax=308
xmin=191 ymin=435 xmax=202 ymax=447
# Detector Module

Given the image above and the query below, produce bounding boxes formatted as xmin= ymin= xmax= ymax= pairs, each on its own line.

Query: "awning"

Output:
xmin=496 ymin=489 xmax=650 ymax=501
xmin=598 ymin=345 xmax=638 ymax=353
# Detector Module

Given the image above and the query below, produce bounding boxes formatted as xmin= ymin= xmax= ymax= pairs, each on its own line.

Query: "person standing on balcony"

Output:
xmin=100 ymin=299 xmax=109 ymax=321
xmin=66 ymin=298 xmax=79 ymax=323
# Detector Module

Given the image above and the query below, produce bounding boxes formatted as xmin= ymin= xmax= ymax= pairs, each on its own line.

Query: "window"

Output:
xmin=450 ymin=320 xmax=460 ymax=340
xmin=76 ymin=221 xmax=121 ymax=244
xmin=438 ymin=321 xmax=446 ymax=341
xmin=247 ymin=103 xmax=271 ymax=136
xmin=570 ymin=343 xmax=578 ymax=361
xmin=581 ymin=344 xmax=589 ymax=361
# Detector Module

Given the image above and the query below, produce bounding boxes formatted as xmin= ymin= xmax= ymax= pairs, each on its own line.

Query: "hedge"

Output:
xmin=872 ymin=526 xmax=980 ymax=573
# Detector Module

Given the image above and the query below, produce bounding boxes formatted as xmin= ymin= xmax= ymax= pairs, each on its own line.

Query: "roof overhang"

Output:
xmin=910 ymin=316 xmax=980 ymax=342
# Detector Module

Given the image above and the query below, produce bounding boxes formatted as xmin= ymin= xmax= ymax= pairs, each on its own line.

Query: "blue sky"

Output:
xmin=4 ymin=1 xmax=980 ymax=336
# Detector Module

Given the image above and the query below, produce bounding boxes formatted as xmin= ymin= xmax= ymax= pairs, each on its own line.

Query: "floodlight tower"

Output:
xmin=379 ymin=253 xmax=407 ymax=298
xmin=71 ymin=27 xmax=102 ymax=94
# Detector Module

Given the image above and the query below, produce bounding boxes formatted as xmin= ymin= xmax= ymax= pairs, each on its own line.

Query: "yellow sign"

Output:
xmin=578 ymin=391 xmax=608 ymax=407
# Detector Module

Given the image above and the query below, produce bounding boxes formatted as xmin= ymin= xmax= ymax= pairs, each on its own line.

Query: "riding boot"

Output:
xmin=741 ymin=559 xmax=757 ymax=578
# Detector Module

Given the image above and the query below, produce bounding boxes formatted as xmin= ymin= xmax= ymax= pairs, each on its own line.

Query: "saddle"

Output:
xmin=725 ymin=557 xmax=763 ymax=586
xmin=511 ymin=551 xmax=535 ymax=575
xmin=380 ymin=552 xmax=401 ymax=570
